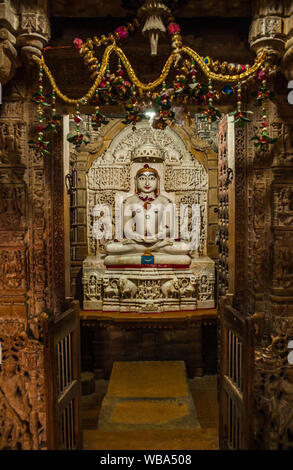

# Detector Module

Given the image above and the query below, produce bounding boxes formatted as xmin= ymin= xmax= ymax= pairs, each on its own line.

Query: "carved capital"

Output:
xmin=282 ymin=6 xmax=293 ymax=79
xmin=0 ymin=1 xmax=19 ymax=83
xmin=17 ymin=5 xmax=50 ymax=62
xmin=249 ymin=0 xmax=286 ymax=61
xmin=0 ymin=28 xmax=20 ymax=84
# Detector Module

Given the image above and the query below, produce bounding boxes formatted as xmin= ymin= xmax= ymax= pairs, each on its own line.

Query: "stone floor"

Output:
xmin=81 ymin=366 xmax=219 ymax=450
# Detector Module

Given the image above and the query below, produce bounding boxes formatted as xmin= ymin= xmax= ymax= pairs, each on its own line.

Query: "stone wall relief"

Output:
xmin=254 ymin=316 xmax=293 ymax=450
xmin=273 ymin=233 xmax=293 ymax=291
xmin=274 ymin=186 xmax=293 ymax=226
xmin=0 ymin=320 xmax=46 ymax=450
xmin=83 ymin=271 xmax=200 ymax=309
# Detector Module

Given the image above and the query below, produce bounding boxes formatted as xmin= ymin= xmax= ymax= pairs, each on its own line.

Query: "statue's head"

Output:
xmin=135 ymin=164 xmax=159 ymax=195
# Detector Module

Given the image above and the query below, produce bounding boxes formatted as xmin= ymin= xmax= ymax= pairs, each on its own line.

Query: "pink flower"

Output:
xmin=115 ymin=26 xmax=129 ymax=39
xmin=257 ymin=70 xmax=267 ymax=80
xmin=73 ymin=38 xmax=83 ymax=51
xmin=167 ymin=23 xmax=181 ymax=35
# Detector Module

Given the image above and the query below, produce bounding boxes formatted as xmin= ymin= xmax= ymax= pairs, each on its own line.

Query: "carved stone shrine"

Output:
xmin=82 ymin=122 xmax=215 ymax=312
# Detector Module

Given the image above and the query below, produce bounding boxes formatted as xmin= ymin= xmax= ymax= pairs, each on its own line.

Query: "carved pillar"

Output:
xmin=0 ymin=0 xmax=51 ymax=450
xmin=0 ymin=0 xmax=20 ymax=84
xmin=249 ymin=0 xmax=286 ymax=62
xmin=282 ymin=1 xmax=293 ymax=79
xmin=250 ymin=73 xmax=293 ymax=450
xmin=17 ymin=1 xmax=50 ymax=63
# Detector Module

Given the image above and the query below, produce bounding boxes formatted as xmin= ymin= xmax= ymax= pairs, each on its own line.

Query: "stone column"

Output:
xmin=0 ymin=0 xmax=51 ymax=450
xmin=282 ymin=1 xmax=293 ymax=79
xmin=0 ymin=0 xmax=20 ymax=84
xmin=248 ymin=0 xmax=293 ymax=450
xmin=249 ymin=0 xmax=286 ymax=62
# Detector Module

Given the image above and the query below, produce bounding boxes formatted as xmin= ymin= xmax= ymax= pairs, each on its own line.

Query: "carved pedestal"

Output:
xmin=83 ymin=256 xmax=215 ymax=312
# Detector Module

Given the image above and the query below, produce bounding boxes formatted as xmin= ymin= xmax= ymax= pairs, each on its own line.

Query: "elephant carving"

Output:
xmin=161 ymin=278 xmax=180 ymax=298
xmin=118 ymin=276 xmax=137 ymax=299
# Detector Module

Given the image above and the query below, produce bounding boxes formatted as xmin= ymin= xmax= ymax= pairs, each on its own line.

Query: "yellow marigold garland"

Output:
xmin=33 ymin=43 xmax=267 ymax=105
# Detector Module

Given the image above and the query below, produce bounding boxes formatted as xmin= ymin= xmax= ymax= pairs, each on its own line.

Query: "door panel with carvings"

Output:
xmin=43 ymin=301 xmax=82 ymax=450
xmin=219 ymin=298 xmax=254 ymax=450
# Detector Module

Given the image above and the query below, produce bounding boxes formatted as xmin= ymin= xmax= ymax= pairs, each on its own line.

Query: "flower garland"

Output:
xmin=29 ymin=63 xmax=50 ymax=156
xmin=252 ymin=68 xmax=277 ymax=152
xmin=75 ymin=19 xmax=140 ymax=78
xmin=30 ymin=15 xmax=277 ymax=155
xmin=229 ymin=83 xmax=253 ymax=128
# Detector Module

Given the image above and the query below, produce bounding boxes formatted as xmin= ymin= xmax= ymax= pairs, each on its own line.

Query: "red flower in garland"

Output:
xmin=167 ymin=23 xmax=181 ymax=35
xmin=252 ymin=133 xmax=277 ymax=152
xmin=32 ymin=92 xmax=50 ymax=107
xmin=29 ymin=138 xmax=50 ymax=157
xmin=73 ymin=38 xmax=83 ymax=51
xmin=115 ymin=26 xmax=129 ymax=39
xmin=67 ymin=130 xmax=90 ymax=147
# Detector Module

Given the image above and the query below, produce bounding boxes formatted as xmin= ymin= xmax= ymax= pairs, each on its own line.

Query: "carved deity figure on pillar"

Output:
xmin=104 ymin=164 xmax=191 ymax=267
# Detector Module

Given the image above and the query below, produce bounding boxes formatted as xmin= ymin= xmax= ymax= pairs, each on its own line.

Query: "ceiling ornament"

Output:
xmin=30 ymin=1 xmax=278 ymax=156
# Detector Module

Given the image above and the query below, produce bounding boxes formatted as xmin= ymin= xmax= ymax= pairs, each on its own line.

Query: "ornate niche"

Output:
xmin=82 ymin=121 xmax=215 ymax=312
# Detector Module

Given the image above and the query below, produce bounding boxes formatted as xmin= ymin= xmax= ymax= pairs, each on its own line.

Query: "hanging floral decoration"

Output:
xmin=229 ymin=83 xmax=253 ymax=128
xmin=67 ymin=104 xmax=91 ymax=146
xmin=203 ymin=79 xmax=221 ymax=123
xmin=91 ymin=106 xmax=109 ymax=130
xmin=252 ymin=68 xmax=277 ymax=152
xmin=44 ymin=91 xmax=62 ymax=132
xmin=29 ymin=8 xmax=277 ymax=155
xmin=122 ymin=86 xmax=141 ymax=130
xmin=29 ymin=63 xmax=50 ymax=156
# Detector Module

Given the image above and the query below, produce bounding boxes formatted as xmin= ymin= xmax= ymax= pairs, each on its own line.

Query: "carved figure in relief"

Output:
xmin=104 ymin=279 xmax=119 ymax=299
xmin=254 ymin=186 xmax=265 ymax=226
xmin=86 ymin=275 xmax=101 ymax=300
xmin=277 ymin=188 xmax=293 ymax=225
xmin=275 ymin=247 xmax=293 ymax=289
xmin=276 ymin=368 xmax=293 ymax=442
xmin=200 ymin=275 xmax=212 ymax=300
xmin=179 ymin=278 xmax=197 ymax=298
xmin=161 ymin=277 xmax=180 ymax=298
xmin=0 ymin=356 xmax=32 ymax=450
xmin=0 ymin=186 xmax=24 ymax=227
xmin=0 ymin=122 xmax=22 ymax=162
xmin=118 ymin=276 xmax=137 ymax=299
xmin=0 ymin=250 xmax=24 ymax=289
xmin=104 ymin=164 xmax=191 ymax=266
xmin=137 ymin=280 xmax=161 ymax=300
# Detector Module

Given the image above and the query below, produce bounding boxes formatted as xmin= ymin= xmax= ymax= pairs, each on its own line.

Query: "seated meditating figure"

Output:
xmin=104 ymin=164 xmax=191 ymax=266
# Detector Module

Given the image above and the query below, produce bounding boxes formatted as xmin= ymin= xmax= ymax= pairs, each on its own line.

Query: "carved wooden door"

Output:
xmin=43 ymin=301 xmax=82 ymax=450
xmin=217 ymin=116 xmax=254 ymax=449
xmin=219 ymin=298 xmax=254 ymax=449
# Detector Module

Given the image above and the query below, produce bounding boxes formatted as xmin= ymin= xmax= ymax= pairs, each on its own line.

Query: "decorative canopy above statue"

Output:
xmin=132 ymin=136 xmax=164 ymax=162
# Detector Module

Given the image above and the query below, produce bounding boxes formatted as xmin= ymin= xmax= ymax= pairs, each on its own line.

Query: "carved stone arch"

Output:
xmin=86 ymin=119 xmax=211 ymax=171
xmin=69 ymin=119 xmax=219 ymax=299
